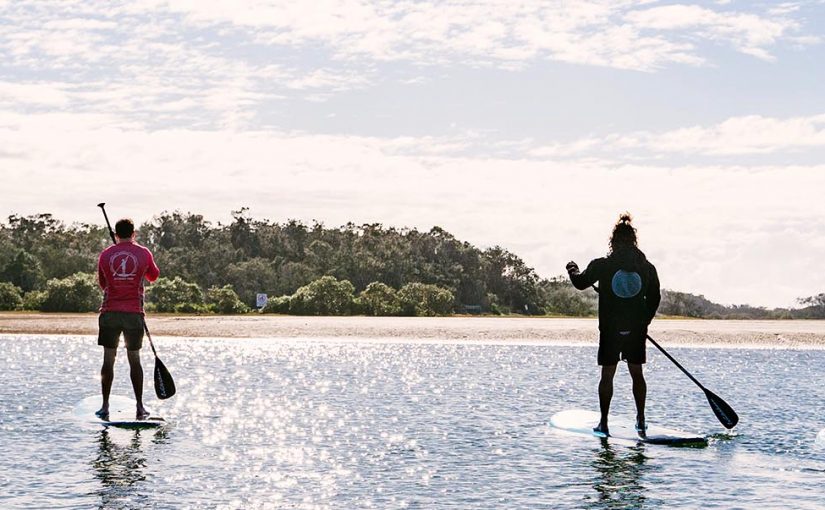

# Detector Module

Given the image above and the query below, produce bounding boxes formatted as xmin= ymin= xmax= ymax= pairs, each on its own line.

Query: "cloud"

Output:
xmin=0 ymin=2 xmax=377 ymax=129
xmin=630 ymin=114 xmax=825 ymax=154
xmin=0 ymin=81 xmax=70 ymax=107
xmin=0 ymin=1 xmax=823 ymax=308
xmin=528 ymin=138 xmax=603 ymax=158
xmin=285 ymin=68 xmax=372 ymax=91
xmin=0 ymin=2 xmax=814 ymax=96
xmin=526 ymin=114 xmax=825 ymax=159
xmin=2 ymin=110 xmax=825 ymax=307
xmin=625 ymin=4 xmax=796 ymax=61
xmin=42 ymin=18 xmax=118 ymax=30
xmin=164 ymin=1 xmax=812 ymax=70
xmin=0 ymin=1 xmax=817 ymax=136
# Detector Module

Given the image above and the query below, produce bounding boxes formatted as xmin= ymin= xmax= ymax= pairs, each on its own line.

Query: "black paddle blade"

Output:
xmin=704 ymin=388 xmax=738 ymax=429
xmin=154 ymin=356 xmax=176 ymax=400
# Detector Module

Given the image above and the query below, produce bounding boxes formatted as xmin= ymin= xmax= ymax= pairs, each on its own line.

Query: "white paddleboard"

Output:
xmin=550 ymin=409 xmax=707 ymax=446
xmin=73 ymin=395 xmax=165 ymax=429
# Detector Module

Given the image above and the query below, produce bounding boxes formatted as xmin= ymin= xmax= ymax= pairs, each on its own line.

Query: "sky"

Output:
xmin=1 ymin=0 xmax=824 ymax=308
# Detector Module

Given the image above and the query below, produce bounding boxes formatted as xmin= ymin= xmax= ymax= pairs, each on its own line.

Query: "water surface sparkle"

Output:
xmin=1 ymin=335 xmax=824 ymax=508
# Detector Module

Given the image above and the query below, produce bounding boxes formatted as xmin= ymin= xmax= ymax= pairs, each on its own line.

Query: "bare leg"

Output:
xmin=97 ymin=348 xmax=117 ymax=418
xmin=628 ymin=363 xmax=646 ymax=434
xmin=126 ymin=350 xmax=148 ymax=419
xmin=597 ymin=364 xmax=617 ymax=434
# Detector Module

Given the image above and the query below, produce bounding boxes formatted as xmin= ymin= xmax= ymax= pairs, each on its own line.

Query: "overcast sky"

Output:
xmin=1 ymin=1 xmax=824 ymax=307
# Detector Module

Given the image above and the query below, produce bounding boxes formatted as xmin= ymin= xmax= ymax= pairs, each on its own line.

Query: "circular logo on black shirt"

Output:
xmin=611 ymin=270 xmax=642 ymax=298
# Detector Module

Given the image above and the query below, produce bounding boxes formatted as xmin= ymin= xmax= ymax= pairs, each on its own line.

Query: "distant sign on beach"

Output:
xmin=256 ymin=293 xmax=268 ymax=309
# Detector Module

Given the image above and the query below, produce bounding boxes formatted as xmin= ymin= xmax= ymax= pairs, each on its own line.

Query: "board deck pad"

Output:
xmin=74 ymin=395 xmax=165 ymax=429
xmin=550 ymin=409 xmax=707 ymax=446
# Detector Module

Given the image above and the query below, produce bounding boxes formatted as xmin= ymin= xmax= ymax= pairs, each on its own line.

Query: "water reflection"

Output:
xmin=587 ymin=441 xmax=650 ymax=509
xmin=5 ymin=336 xmax=825 ymax=508
xmin=91 ymin=428 xmax=166 ymax=508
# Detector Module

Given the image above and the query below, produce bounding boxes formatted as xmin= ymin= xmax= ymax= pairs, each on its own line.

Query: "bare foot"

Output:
xmin=593 ymin=423 xmax=610 ymax=438
xmin=136 ymin=407 xmax=150 ymax=420
xmin=635 ymin=418 xmax=647 ymax=438
xmin=95 ymin=407 xmax=109 ymax=420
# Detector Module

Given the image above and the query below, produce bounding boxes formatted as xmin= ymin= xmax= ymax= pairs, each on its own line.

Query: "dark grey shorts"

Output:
xmin=598 ymin=328 xmax=646 ymax=365
xmin=98 ymin=312 xmax=144 ymax=350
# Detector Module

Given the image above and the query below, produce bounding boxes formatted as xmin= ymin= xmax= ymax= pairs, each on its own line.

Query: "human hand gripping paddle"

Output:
xmin=98 ymin=202 xmax=176 ymax=400
xmin=590 ymin=283 xmax=738 ymax=430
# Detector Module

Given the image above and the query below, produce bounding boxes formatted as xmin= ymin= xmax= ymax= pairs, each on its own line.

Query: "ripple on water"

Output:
xmin=1 ymin=335 xmax=825 ymax=508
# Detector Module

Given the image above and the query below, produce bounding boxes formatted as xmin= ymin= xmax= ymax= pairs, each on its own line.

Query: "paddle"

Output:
xmin=97 ymin=202 xmax=176 ymax=400
xmin=591 ymin=284 xmax=738 ymax=429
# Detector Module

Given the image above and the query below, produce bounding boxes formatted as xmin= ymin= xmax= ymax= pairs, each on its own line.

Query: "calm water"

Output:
xmin=1 ymin=334 xmax=824 ymax=509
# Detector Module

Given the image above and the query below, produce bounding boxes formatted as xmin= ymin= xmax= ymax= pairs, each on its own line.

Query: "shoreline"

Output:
xmin=2 ymin=312 xmax=825 ymax=347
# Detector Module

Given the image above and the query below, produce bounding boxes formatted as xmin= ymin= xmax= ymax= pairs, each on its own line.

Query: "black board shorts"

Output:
xmin=598 ymin=328 xmax=646 ymax=365
xmin=98 ymin=312 xmax=144 ymax=351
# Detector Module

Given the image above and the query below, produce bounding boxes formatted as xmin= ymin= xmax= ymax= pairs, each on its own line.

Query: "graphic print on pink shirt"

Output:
xmin=98 ymin=241 xmax=160 ymax=314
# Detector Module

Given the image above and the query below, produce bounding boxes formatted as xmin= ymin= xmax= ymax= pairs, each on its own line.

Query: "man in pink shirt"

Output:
xmin=96 ymin=218 xmax=160 ymax=420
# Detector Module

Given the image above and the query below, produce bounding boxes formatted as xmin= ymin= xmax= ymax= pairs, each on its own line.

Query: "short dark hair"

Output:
xmin=115 ymin=218 xmax=135 ymax=239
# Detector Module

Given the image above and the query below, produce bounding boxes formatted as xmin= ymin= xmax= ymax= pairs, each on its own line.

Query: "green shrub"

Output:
xmin=398 ymin=282 xmax=454 ymax=316
xmin=359 ymin=282 xmax=401 ymax=316
xmin=289 ymin=276 xmax=355 ymax=315
xmin=21 ymin=290 xmax=47 ymax=311
xmin=0 ymin=282 xmax=23 ymax=310
xmin=483 ymin=292 xmax=506 ymax=315
xmin=40 ymin=273 xmax=101 ymax=312
xmin=261 ymin=295 xmax=290 ymax=314
xmin=540 ymin=277 xmax=596 ymax=317
xmin=206 ymin=285 xmax=249 ymax=314
xmin=146 ymin=276 xmax=204 ymax=313
xmin=489 ymin=302 xmax=509 ymax=315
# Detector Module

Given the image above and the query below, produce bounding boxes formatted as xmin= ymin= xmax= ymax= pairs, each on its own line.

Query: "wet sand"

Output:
xmin=2 ymin=312 xmax=825 ymax=347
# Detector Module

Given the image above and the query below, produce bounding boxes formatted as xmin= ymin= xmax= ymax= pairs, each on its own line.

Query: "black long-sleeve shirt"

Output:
xmin=570 ymin=247 xmax=661 ymax=336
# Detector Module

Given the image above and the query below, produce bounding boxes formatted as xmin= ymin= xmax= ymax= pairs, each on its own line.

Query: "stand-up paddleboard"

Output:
xmin=551 ymin=409 xmax=707 ymax=447
xmin=74 ymin=395 xmax=165 ymax=429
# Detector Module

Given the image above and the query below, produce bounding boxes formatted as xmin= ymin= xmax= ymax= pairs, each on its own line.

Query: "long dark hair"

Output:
xmin=609 ymin=212 xmax=638 ymax=254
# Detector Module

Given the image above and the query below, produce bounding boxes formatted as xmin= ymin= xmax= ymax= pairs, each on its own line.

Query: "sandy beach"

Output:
xmin=2 ymin=312 xmax=825 ymax=347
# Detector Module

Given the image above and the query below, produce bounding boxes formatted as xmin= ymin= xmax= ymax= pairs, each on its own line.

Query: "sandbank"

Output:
xmin=2 ymin=313 xmax=825 ymax=347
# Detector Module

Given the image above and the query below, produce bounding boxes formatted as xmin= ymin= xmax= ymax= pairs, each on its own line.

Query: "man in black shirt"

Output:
xmin=567 ymin=213 xmax=661 ymax=437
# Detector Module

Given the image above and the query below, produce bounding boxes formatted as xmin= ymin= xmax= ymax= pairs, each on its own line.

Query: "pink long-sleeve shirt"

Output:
xmin=98 ymin=240 xmax=160 ymax=313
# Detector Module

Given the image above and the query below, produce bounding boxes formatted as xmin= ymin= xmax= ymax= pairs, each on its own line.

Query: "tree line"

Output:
xmin=0 ymin=211 xmax=822 ymax=319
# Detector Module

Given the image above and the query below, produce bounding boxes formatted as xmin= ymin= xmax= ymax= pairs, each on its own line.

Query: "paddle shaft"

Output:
xmin=97 ymin=203 xmax=158 ymax=358
xmin=645 ymin=334 xmax=704 ymax=389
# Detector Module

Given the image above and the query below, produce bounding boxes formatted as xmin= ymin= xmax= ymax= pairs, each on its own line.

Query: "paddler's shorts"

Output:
xmin=598 ymin=327 xmax=646 ymax=365
xmin=98 ymin=312 xmax=144 ymax=351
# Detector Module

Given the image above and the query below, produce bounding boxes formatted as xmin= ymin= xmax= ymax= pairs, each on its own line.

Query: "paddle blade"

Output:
xmin=704 ymin=388 xmax=738 ymax=429
xmin=154 ymin=356 xmax=176 ymax=400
